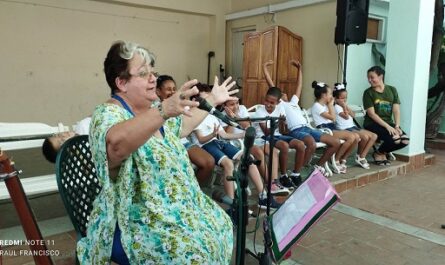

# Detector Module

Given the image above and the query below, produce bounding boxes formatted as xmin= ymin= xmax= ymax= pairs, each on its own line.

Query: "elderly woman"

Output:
xmin=77 ymin=41 xmax=237 ymax=264
xmin=363 ymin=66 xmax=410 ymax=165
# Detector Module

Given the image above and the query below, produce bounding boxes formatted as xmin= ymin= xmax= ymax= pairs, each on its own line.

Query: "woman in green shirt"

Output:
xmin=362 ymin=66 xmax=409 ymax=165
xmin=77 ymin=41 xmax=237 ymax=264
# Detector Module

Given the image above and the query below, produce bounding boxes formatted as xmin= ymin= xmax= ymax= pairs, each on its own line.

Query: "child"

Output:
xmin=194 ymin=85 xmax=281 ymax=209
xmin=261 ymin=60 xmax=319 ymax=184
xmin=265 ymin=60 xmax=341 ymax=177
xmin=333 ymin=83 xmax=377 ymax=169
xmin=41 ymin=117 xmax=91 ymax=163
xmin=310 ymin=81 xmax=358 ymax=173
xmin=223 ymin=98 xmax=290 ymax=196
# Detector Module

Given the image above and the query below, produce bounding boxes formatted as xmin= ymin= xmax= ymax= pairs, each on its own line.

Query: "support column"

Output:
xmin=385 ymin=0 xmax=435 ymax=156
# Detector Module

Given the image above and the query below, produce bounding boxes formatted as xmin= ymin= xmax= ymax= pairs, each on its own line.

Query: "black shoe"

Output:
xmin=289 ymin=173 xmax=302 ymax=187
xmin=279 ymin=175 xmax=294 ymax=190
xmin=258 ymin=196 xmax=283 ymax=209
xmin=225 ymin=207 xmax=237 ymax=227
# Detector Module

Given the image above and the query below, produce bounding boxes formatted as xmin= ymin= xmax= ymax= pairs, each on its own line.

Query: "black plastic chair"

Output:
xmin=55 ymin=135 xmax=101 ymax=240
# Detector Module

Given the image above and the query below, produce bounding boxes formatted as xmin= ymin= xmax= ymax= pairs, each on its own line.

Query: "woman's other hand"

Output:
xmin=386 ymin=125 xmax=398 ymax=136
xmin=163 ymin=79 xmax=200 ymax=117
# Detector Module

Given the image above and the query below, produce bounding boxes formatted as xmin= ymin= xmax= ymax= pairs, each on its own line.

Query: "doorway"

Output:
xmin=231 ymin=27 xmax=255 ymax=102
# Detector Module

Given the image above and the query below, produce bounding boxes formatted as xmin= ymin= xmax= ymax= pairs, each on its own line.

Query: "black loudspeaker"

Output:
xmin=335 ymin=0 xmax=370 ymax=45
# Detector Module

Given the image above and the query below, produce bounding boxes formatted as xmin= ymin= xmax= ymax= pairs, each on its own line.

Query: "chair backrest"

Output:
xmin=55 ymin=135 xmax=101 ymax=239
xmin=349 ymin=104 xmax=366 ymax=128
xmin=302 ymin=108 xmax=316 ymax=129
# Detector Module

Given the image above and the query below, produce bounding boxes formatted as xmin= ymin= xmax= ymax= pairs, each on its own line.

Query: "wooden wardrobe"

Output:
xmin=242 ymin=26 xmax=302 ymax=107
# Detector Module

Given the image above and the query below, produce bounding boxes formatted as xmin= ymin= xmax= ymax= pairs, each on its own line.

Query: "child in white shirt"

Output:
xmin=310 ymin=81 xmax=358 ymax=173
xmin=223 ymin=98 xmax=290 ymax=196
xmin=333 ymin=83 xmax=377 ymax=169
xmin=264 ymin=60 xmax=340 ymax=178
xmin=194 ymin=87 xmax=282 ymax=209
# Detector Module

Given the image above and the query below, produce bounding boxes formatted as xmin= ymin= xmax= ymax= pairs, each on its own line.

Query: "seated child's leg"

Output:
xmin=270 ymin=147 xmax=280 ymax=181
xmin=219 ymin=157 xmax=235 ymax=199
xmin=332 ymin=130 xmax=358 ymax=162
xmin=248 ymin=164 xmax=264 ymax=193
xmin=220 ymin=141 xmax=243 ymax=161
xmin=288 ymin=127 xmax=317 ymax=165
xmin=288 ymin=139 xmax=305 ymax=174
xmin=274 ymin=140 xmax=290 ymax=175
xmin=259 ymin=143 xmax=281 ymax=181
xmin=250 ymin=145 xmax=267 ymax=180
xmin=356 ymin=131 xmax=368 ymax=156
xmin=301 ymin=135 xmax=316 ymax=165
xmin=318 ymin=133 xmax=341 ymax=165
xmin=358 ymin=130 xmax=377 ymax=158
xmin=187 ymin=145 xmax=215 ymax=185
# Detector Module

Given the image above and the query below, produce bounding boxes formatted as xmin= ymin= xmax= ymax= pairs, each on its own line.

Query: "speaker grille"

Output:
xmin=335 ymin=0 xmax=370 ymax=45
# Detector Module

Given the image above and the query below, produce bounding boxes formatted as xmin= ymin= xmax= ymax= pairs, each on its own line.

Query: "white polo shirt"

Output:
xmin=281 ymin=95 xmax=307 ymax=131
xmin=194 ymin=115 xmax=224 ymax=146
xmin=311 ymin=102 xmax=332 ymax=127
xmin=253 ymin=103 xmax=285 ymax=138
xmin=334 ymin=104 xmax=354 ymax=130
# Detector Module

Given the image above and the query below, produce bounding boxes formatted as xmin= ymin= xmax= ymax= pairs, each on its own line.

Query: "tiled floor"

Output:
xmin=1 ymin=149 xmax=443 ymax=265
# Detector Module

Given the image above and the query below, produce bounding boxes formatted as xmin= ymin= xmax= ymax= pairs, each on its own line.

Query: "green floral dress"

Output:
xmin=77 ymin=103 xmax=233 ymax=264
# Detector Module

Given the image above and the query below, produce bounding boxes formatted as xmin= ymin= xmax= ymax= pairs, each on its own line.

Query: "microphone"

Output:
xmin=193 ymin=96 xmax=244 ymax=130
xmin=240 ymin=127 xmax=256 ymax=171
xmin=242 ymin=127 xmax=255 ymax=158
xmin=212 ymin=190 xmax=233 ymax=206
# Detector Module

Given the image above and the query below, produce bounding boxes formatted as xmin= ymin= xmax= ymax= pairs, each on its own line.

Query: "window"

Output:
xmin=367 ymin=16 xmax=385 ymax=43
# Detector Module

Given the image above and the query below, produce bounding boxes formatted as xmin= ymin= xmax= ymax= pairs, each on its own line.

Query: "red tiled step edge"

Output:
xmin=332 ymin=153 xmax=435 ymax=194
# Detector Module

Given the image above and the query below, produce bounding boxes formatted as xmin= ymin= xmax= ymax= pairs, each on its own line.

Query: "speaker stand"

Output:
xmin=343 ymin=43 xmax=349 ymax=85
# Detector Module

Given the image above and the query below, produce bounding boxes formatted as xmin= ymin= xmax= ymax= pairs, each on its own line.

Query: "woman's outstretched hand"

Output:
xmin=208 ymin=76 xmax=238 ymax=106
xmin=162 ymin=79 xmax=200 ymax=118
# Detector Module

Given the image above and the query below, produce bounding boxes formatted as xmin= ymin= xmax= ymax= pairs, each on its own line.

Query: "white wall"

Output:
xmin=0 ymin=0 xmax=228 ymax=125
xmin=345 ymin=1 xmax=389 ymax=106
xmin=226 ymin=1 xmax=340 ymax=109
xmin=385 ymin=0 xmax=434 ymax=155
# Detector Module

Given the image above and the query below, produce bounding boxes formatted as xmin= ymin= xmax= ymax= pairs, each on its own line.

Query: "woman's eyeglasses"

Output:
xmin=128 ymin=68 xmax=158 ymax=80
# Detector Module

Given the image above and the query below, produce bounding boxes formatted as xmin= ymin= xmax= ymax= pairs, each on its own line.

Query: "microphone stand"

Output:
xmin=233 ymin=116 xmax=283 ymax=265
xmin=231 ymin=127 xmax=255 ymax=265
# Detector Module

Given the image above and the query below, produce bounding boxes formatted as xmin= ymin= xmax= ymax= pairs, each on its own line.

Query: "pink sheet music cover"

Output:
xmin=268 ymin=169 xmax=341 ymax=262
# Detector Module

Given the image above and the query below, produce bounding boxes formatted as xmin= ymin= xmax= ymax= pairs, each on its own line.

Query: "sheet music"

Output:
xmin=272 ymin=183 xmax=317 ymax=243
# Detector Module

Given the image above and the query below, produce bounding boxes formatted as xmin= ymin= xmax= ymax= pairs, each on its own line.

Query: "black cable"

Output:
xmin=337 ymin=45 xmax=344 ymax=83
xmin=251 ymin=142 xmax=268 ymax=256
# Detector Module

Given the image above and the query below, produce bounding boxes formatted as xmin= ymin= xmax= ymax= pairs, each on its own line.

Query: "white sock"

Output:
xmin=291 ymin=172 xmax=300 ymax=177
xmin=259 ymin=191 xmax=267 ymax=200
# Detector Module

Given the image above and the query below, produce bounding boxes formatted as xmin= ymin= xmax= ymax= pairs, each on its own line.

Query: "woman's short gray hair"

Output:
xmin=119 ymin=41 xmax=156 ymax=66
xmin=104 ymin=40 xmax=157 ymax=94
